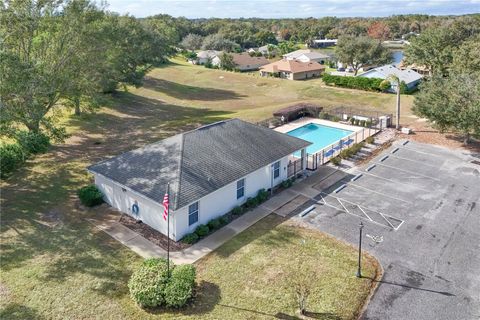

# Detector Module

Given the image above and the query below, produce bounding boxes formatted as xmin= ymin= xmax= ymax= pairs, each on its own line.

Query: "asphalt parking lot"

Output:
xmin=293 ymin=140 xmax=480 ymax=320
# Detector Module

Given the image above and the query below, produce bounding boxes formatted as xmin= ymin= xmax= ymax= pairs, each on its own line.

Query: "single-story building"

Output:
xmin=358 ymin=64 xmax=423 ymax=92
xmin=309 ymin=39 xmax=337 ymax=48
xmin=283 ymin=49 xmax=330 ymax=64
xmin=194 ymin=50 xmax=222 ymax=65
xmin=88 ymin=119 xmax=311 ymax=241
xmin=212 ymin=52 xmax=270 ymax=71
xmin=258 ymin=44 xmax=277 ymax=56
xmin=260 ymin=60 xmax=326 ymax=80
xmin=282 ymin=49 xmax=311 ymax=60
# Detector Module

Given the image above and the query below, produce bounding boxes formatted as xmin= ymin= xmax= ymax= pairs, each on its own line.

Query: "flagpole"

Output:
xmin=166 ymin=182 xmax=170 ymax=277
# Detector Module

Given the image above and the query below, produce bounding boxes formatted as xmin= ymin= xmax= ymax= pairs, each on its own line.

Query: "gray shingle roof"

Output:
xmin=88 ymin=119 xmax=311 ymax=210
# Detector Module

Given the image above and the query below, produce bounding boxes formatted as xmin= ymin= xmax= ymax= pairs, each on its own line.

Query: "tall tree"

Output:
xmin=180 ymin=33 xmax=204 ymax=50
xmin=335 ymin=35 xmax=392 ymax=75
xmin=413 ymin=74 xmax=480 ymax=144
xmin=0 ymin=0 xmax=86 ymax=136
xmin=367 ymin=21 xmax=391 ymax=41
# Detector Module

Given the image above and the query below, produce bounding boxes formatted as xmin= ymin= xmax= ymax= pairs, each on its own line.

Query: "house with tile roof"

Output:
xmin=259 ymin=60 xmax=326 ymax=80
xmin=88 ymin=119 xmax=310 ymax=241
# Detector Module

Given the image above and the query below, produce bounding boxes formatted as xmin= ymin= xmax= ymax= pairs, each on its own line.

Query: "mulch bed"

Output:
xmin=119 ymin=214 xmax=190 ymax=252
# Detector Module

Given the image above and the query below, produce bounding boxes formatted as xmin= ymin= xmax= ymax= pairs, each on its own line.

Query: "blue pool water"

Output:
xmin=287 ymin=123 xmax=353 ymax=154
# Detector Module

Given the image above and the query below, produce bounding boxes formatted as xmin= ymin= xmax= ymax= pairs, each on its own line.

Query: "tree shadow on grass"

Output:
xmin=58 ymin=92 xmax=234 ymax=163
xmin=143 ymin=77 xmax=247 ymax=101
xmin=0 ymin=303 xmax=43 ymax=320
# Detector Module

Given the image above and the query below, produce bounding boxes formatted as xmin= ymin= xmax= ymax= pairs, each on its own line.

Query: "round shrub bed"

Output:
xmin=78 ymin=184 xmax=104 ymax=207
xmin=128 ymin=258 xmax=196 ymax=309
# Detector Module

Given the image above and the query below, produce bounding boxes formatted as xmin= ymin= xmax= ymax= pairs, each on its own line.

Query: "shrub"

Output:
xmin=15 ymin=131 xmax=50 ymax=154
xmin=281 ymin=179 xmax=293 ymax=188
xmin=379 ymin=80 xmax=391 ymax=91
xmin=78 ymin=184 xmax=104 ymax=207
xmin=322 ymin=74 xmax=384 ymax=92
xmin=245 ymin=197 xmax=258 ymax=208
xmin=218 ymin=216 xmax=228 ymax=225
xmin=164 ymin=264 xmax=196 ymax=308
xmin=0 ymin=143 xmax=27 ymax=178
xmin=128 ymin=258 xmax=196 ymax=309
xmin=360 ymin=120 xmax=366 ymax=127
xmin=128 ymin=258 xmax=169 ymax=308
xmin=365 ymin=136 xmax=375 ymax=144
xmin=255 ymin=188 xmax=269 ymax=203
xmin=332 ymin=116 xmax=341 ymax=122
xmin=330 ymin=156 xmax=341 ymax=166
xmin=207 ymin=218 xmax=222 ymax=230
xmin=194 ymin=224 xmax=209 ymax=237
xmin=354 ymin=119 xmax=360 ymax=126
xmin=182 ymin=233 xmax=199 ymax=244
xmin=231 ymin=206 xmax=243 ymax=215
xmin=350 ymin=117 xmax=355 ymax=125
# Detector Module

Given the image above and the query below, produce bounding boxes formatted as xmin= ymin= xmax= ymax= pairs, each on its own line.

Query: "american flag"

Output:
xmin=162 ymin=192 xmax=169 ymax=221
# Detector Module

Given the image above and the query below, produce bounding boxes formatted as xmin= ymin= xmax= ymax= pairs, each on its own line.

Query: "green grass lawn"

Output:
xmin=1 ymin=59 xmax=388 ymax=319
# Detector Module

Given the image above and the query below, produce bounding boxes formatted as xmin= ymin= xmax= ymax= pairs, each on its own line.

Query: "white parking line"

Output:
xmin=352 ymin=169 xmax=431 ymax=192
xmin=387 ymin=153 xmax=442 ymax=169
xmin=372 ymin=162 xmax=441 ymax=181
xmin=340 ymin=180 xmax=414 ymax=204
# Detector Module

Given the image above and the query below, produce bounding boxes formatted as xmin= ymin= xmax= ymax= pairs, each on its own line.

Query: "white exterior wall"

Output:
xmin=173 ymin=155 xmax=291 ymax=240
xmin=92 ymin=151 xmax=306 ymax=241
xmin=93 ymin=174 xmax=173 ymax=239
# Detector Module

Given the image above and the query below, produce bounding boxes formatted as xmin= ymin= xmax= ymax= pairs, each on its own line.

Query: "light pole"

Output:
xmin=356 ymin=221 xmax=364 ymax=278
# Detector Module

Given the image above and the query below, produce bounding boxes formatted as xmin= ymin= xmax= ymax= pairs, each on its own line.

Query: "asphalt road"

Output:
xmin=294 ymin=140 xmax=480 ymax=320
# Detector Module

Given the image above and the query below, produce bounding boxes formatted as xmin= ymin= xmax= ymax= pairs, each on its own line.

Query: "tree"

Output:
xmin=201 ymin=33 xmax=239 ymax=52
xmin=277 ymin=41 xmax=299 ymax=55
xmin=180 ymin=33 xmax=204 ymax=50
xmin=0 ymin=0 xmax=88 ymax=137
xmin=335 ymin=36 xmax=392 ymax=75
xmin=254 ymin=30 xmax=277 ymax=46
xmin=218 ymin=53 xmax=236 ymax=71
xmin=451 ymin=36 xmax=480 ymax=75
xmin=404 ymin=17 xmax=480 ymax=76
xmin=367 ymin=21 xmax=391 ymax=41
xmin=413 ymin=74 xmax=480 ymax=144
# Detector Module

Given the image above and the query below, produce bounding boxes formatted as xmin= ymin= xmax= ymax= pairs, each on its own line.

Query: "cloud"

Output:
xmin=105 ymin=0 xmax=480 ymax=18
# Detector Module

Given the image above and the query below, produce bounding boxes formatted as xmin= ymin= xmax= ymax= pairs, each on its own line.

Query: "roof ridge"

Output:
xmin=172 ymin=133 xmax=185 ymax=210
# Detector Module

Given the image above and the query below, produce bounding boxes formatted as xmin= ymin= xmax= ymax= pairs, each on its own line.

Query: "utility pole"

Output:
xmin=356 ymin=221 xmax=364 ymax=278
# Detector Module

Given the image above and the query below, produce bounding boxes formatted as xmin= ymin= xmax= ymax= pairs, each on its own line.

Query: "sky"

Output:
xmin=105 ymin=0 xmax=480 ymax=19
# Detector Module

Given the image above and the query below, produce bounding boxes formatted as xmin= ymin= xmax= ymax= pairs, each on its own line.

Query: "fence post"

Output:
xmin=322 ymin=149 xmax=325 ymax=165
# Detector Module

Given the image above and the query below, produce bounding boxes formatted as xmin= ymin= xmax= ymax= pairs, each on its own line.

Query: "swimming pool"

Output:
xmin=287 ymin=123 xmax=353 ymax=154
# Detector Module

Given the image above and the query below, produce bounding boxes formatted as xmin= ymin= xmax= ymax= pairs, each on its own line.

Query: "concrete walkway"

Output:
xmin=87 ymin=187 xmax=299 ymax=264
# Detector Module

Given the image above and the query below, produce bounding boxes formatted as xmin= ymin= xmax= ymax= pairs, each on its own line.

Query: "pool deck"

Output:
xmin=274 ymin=118 xmax=363 ymax=134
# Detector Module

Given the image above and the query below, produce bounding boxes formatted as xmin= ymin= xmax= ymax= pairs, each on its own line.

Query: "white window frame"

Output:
xmin=273 ymin=161 xmax=280 ymax=179
xmin=188 ymin=201 xmax=199 ymax=226
xmin=236 ymin=178 xmax=245 ymax=199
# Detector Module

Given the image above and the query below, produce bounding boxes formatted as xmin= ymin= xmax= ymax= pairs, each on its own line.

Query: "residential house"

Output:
xmin=258 ymin=44 xmax=277 ymax=56
xmin=88 ymin=119 xmax=310 ymax=241
xmin=259 ymin=60 xmax=326 ymax=80
xmin=212 ymin=52 xmax=270 ymax=71
xmin=194 ymin=50 xmax=222 ymax=65
xmin=283 ymin=49 xmax=330 ymax=64
xmin=358 ymin=64 xmax=423 ymax=92
xmin=309 ymin=39 xmax=338 ymax=48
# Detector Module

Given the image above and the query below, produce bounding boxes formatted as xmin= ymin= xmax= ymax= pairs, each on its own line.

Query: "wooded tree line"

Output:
xmin=163 ymin=14 xmax=479 ymax=50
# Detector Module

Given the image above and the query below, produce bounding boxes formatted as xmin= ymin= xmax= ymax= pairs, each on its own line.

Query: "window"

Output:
xmin=237 ymin=179 xmax=245 ymax=199
xmin=188 ymin=202 xmax=199 ymax=226
xmin=273 ymin=161 xmax=280 ymax=179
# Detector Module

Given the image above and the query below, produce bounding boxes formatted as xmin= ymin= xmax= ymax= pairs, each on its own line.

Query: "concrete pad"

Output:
xmin=124 ymin=234 xmax=167 ymax=258
xmin=260 ymin=189 xmax=298 ymax=211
